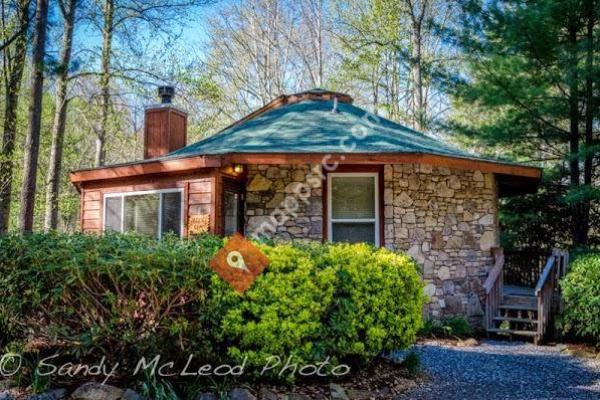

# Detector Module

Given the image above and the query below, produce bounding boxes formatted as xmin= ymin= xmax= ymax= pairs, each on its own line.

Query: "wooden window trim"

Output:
xmin=102 ymin=188 xmax=184 ymax=238
xmin=322 ymin=165 xmax=384 ymax=246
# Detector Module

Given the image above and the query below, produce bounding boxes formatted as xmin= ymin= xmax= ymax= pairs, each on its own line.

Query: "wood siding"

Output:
xmin=79 ymin=170 xmax=217 ymax=235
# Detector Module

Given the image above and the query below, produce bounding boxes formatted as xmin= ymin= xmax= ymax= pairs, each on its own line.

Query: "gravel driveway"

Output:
xmin=398 ymin=340 xmax=600 ymax=400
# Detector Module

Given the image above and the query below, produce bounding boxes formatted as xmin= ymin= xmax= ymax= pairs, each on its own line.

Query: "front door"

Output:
xmin=222 ymin=178 xmax=245 ymax=236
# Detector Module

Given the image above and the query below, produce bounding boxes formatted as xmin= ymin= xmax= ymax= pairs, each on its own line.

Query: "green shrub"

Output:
xmin=213 ymin=243 xmax=338 ymax=374
xmin=0 ymin=233 xmax=424 ymax=382
xmin=0 ymin=232 xmax=223 ymax=358
xmin=323 ymin=244 xmax=424 ymax=360
xmin=419 ymin=316 xmax=474 ymax=338
xmin=215 ymin=242 xmax=424 ymax=376
xmin=560 ymin=253 xmax=600 ymax=343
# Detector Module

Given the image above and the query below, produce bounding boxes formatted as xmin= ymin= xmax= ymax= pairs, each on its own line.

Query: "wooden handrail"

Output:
xmin=534 ymin=249 xmax=569 ymax=343
xmin=484 ymin=247 xmax=505 ymax=293
xmin=484 ymin=247 xmax=504 ymax=331
xmin=535 ymin=255 xmax=556 ymax=295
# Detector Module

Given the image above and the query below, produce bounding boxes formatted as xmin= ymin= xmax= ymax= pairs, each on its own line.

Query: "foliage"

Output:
xmin=401 ymin=350 xmax=421 ymax=377
xmin=418 ymin=316 xmax=474 ymax=339
xmin=214 ymin=242 xmax=424 ymax=378
xmin=560 ymin=253 xmax=600 ymax=344
xmin=332 ymin=0 xmax=459 ymax=127
xmin=140 ymin=371 xmax=181 ymax=400
xmin=0 ymin=232 xmax=223 ymax=358
xmin=499 ymin=170 xmax=574 ymax=250
xmin=448 ymin=0 xmax=599 ymax=247
xmin=213 ymin=243 xmax=338 ymax=377
xmin=321 ymin=244 xmax=424 ymax=360
xmin=0 ymin=233 xmax=424 ymax=383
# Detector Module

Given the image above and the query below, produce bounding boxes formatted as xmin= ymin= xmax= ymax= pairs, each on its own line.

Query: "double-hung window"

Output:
xmin=327 ymin=172 xmax=379 ymax=246
xmin=104 ymin=189 xmax=183 ymax=238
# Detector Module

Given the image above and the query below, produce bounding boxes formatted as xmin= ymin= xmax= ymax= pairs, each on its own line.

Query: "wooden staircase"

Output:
xmin=487 ymin=288 xmax=539 ymax=340
xmin=484 ymin=248 xmax=569 ymax=344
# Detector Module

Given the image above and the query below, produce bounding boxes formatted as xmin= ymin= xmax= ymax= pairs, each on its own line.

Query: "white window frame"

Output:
xmin=103 ymin=188 xmax=184 ymax=238
xmin=327 ymin=172 xmax=380 ymax=246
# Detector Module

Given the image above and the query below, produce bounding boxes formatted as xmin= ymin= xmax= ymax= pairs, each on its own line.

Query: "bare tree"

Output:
xmin=90 ymin=0 xmax=215 ymax=167
xmin=292 ymin=0 xmax=328 ymax=87
xmin=0 ymin=0 xmax=30 ymax=233
xmin=406 ymin=0 xmax=427 ymax=130
xmin=333 ymin=0 xmax=457 ymax=130
xmin=204 ymin=0 xmax=334 ymax=118
xmin=94 ymin=0 xmax=113 ymax=166
xmin=19 ymin=0 xmax=49 ymax=232
xmin=43 ymin=0 xmax=77 ymax=231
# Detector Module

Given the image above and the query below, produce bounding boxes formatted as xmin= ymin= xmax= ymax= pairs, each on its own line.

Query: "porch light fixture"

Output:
xmin=233 ymin=164 xmax=244 ymax=173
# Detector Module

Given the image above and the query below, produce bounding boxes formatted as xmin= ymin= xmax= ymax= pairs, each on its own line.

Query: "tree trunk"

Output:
xmin=316 ymin=0 xmax=323 ymax=87
xmin=583 ymin=0 xmax=597 ymax=181
xmin=19 ymin=0 xmax=49 ymax=233
xmin=44 ymin=0 xmax=77 ymax=232
xmin=95 ymin=0 xmax=114 ymax=167
xmin=581 ymin=0 xmax=596 ymax=240
xmin=0 ymin=0 xmax=29 ymax=233
xmin=567 ymin=24 xmax=585 ymax=246
xmin=410 ymin=21 xmax=424 ymax=131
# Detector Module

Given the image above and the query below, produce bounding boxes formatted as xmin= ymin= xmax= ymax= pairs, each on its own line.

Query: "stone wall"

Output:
xmin=245 ymin=164 xmax=323 ymax=241
xmin=382 ymin=164 xmax=499 ymax=320
xmin=243 ymin=163 xmax=499 ymax=322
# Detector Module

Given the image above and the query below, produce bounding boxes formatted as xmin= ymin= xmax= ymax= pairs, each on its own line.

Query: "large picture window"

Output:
xmin=103 ymin=189 xmax=183 ymax=238
xmin=327 ymin=173 xmax=379 ymax=246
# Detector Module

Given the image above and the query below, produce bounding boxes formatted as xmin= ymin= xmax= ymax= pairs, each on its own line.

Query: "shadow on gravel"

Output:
xmin=398 ymin=340 xmax=600 ymax=400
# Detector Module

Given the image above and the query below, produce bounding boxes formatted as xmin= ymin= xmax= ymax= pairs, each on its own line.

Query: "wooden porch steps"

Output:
xmin=498 ymin=304 xmax=537 ymax=311
xmin=488 ymin=292 xmax=539 ymax=341
xmin=484 ymin=249 xmax=570 ymax=345
xmin=493 ymin=316 xmax=538 ymax=324
xmin=487 ymin=328 xmax=537 ymax=337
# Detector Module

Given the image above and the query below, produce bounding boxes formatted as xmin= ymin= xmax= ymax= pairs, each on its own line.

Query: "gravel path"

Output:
xmin=399 ymin=340 xmax=600 ymax=400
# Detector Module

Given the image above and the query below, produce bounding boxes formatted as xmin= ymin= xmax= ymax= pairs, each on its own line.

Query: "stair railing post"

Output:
xmin=485 ymin=247 xmax=504 ymax=332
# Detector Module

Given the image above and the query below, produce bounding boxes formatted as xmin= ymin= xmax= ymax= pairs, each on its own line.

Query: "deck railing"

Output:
xmin=504 ymin=249 xmax=549 ymax=287
xmin=484 ymin=247 xmax=505 ymax=331
xmin=535 ymin=249 xmax=569 ymax=342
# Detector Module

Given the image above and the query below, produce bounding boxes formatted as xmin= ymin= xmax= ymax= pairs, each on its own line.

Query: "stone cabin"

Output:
xmin=70 ymin=88 xmax=541 ymax=321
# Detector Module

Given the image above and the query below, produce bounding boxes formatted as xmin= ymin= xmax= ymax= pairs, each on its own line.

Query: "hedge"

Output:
xmin=560 ymin=252 xmax=600 ymax=343
xmin=0 ymin=232 xmax=424 ymax=380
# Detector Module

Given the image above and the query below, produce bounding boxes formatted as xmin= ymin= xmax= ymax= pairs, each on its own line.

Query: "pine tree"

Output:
xmin=449 ymin=0 xmax=599 ymax=247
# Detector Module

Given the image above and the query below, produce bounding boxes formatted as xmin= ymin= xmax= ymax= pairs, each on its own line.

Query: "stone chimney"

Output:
xmin=143 ymin=85 xmax=187 ymax=159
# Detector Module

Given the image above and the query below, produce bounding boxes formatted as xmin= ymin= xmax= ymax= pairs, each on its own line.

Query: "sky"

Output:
xmin=47 ymin=1 xmax=224 ymax=71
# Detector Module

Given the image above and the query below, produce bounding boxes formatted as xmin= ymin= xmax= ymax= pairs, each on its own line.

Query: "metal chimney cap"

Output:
xmin=158 ymin=85 xmax=175 ymax=104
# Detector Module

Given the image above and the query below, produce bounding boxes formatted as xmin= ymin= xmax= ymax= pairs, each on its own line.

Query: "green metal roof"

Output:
xmin=167 ymin=97 xmax=492 ymax=162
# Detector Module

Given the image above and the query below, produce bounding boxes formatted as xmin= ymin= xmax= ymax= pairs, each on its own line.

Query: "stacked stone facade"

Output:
xmin=382 ymin=164 xmax=499 ymax=319
xmin=245 ymin=164 xmax=323 ymax=241
xmin=243 ymin=163 xmax=499 ymax=321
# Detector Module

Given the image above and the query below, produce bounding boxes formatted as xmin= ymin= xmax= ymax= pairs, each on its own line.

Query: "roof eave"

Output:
xmin=69 ymin=155 xmax=222 ymax=184
xmin=222 ymin=152 xmax=542 ymax=179
xmin=70 ymin=152 xmax=541 ymax=197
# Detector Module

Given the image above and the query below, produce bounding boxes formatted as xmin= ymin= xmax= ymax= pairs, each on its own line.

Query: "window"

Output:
xmin=103 ymin=189 xmax=183 ymax=238
xmin=327 ymin=173 xmax=379 ymax=245
xmin=223 ymin=190 xmax=241 ymax=236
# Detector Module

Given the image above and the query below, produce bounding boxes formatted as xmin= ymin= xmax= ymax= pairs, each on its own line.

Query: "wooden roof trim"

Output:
xmin=223 ymin=153 xmax=542 ymax=179
xmin=70 ymin=151 xmax=540 ymax=185
xmin=70 ymin=156 xmax=221 ymax=184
